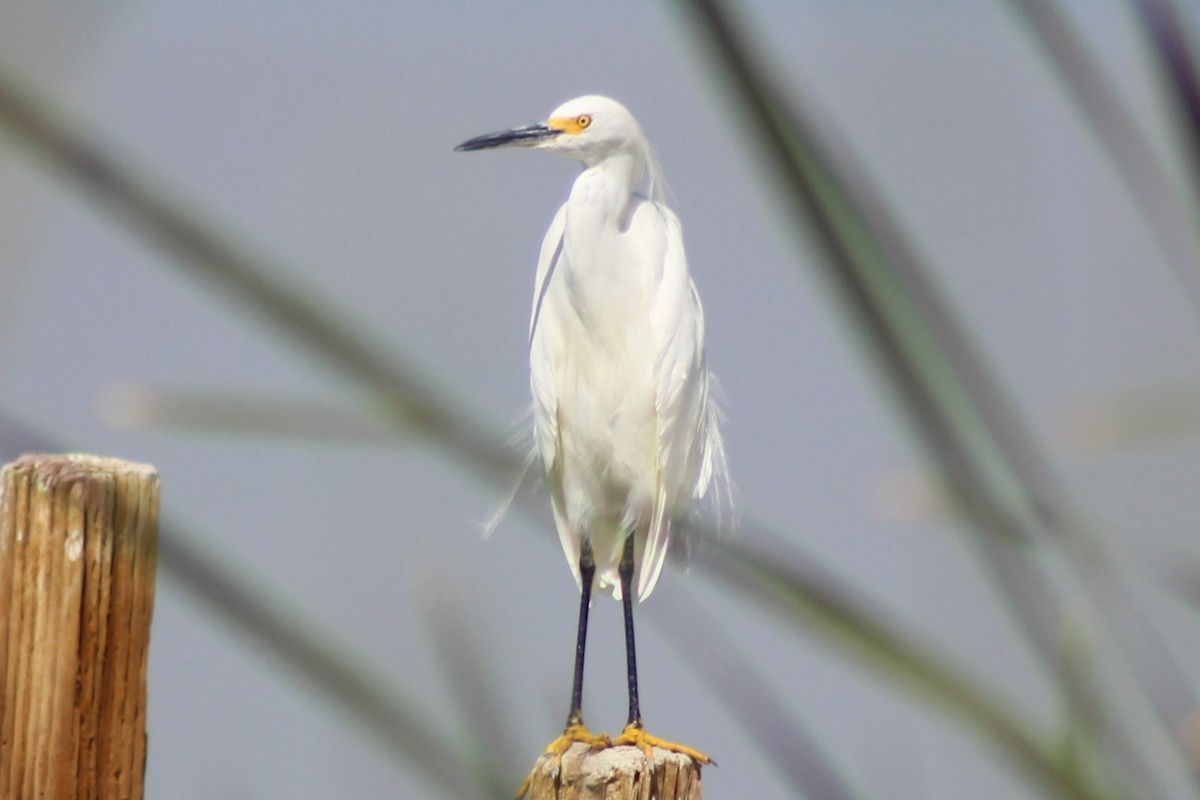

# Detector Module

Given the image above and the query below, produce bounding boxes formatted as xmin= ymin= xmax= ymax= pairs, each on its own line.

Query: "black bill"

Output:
xmin=455 ymin=123 xmax=562 ymax=152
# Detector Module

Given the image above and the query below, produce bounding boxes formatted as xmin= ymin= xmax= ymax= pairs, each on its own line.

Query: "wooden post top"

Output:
xmin=525 ymin=743 xmax=702 ymax=800
xmin=1 ymin=452 xmax=159 ymax=800
xmin=5 ymin=452 xmax=158 ymax=481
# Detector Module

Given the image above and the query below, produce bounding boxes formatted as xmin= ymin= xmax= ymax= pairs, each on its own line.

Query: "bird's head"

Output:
xmin=456 ymin=95 xmax=644 ymax=167
xmin=456 ymin=95 xmax=665 ymax=201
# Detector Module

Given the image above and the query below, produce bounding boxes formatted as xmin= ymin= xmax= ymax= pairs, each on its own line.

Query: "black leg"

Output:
xmin=566 ymin=538 xmax=595 ymax=728
xmin=609 ymin=534 xmax=712 ymax=766
xmin=619 ymin=533 xmax=642 ymax=728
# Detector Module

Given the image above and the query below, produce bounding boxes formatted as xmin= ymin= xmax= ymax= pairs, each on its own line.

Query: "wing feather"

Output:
xmin=529 ymin=205 xmax=585 ymax=588
xmin=638 ymin=207 xmax=722 ymax=600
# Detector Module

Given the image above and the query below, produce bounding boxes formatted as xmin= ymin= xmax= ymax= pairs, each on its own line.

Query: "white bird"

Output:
xmin=457 ymin=95 xmax=727 ymax=785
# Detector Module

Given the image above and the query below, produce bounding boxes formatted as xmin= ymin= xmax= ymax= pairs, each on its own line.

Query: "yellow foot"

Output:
xmin=515 ymin=723 xmax=612 ymax=798
xmin=612 ymin=722 xmax=714 ymax=766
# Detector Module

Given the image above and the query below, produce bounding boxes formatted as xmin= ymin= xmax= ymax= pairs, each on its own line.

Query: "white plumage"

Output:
xmin=520 ymin=96 xmax=727 ymax=602
xmin=457 ymin=94 xmax=726 ymax=778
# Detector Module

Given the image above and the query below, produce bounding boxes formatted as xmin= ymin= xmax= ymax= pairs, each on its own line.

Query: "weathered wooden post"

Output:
xmin=0 ymin=454 xmax=159 ymax=800
xmin=525 ymin=743 xmax=703 ymax=800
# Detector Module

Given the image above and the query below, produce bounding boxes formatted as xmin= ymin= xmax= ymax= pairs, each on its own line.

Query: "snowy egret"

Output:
xmin=457 ymin=95 xmax=727 ymax=786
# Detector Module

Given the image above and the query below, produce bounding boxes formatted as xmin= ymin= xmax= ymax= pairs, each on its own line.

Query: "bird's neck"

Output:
xmin=574 ymin=153 xmax=652 ymax=228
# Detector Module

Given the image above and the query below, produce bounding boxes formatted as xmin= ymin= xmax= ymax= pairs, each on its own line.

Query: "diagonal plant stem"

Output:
xmin=1001 ymin=0 xmax=1200 ymax=780
xmin=674 ymin=1 xmax=1074 ymax=546
xmin=654 ymin=588 xmax=868 ymax=800
xmin=99 ymin=385 xmax=407 ymax=444
xmin=673 ymin=0 xmax=1193 ymax=796
xmin=415 ymin=572 xmax=526 ymax=796
xmin=1129 ymin=0 xmax=1200 ymax=228
xmin=158 ymin=527 xmax=506 ymax=800
xmin=689 ymin=525 xmax=1111 ymax=800
xmin=673 ymin=0 xmax=1078 ymax=556
xmin=1003 ymin=0 xmax=1200 ymax=324
xmin=675 ymin=0 xmax=1075 ymax=687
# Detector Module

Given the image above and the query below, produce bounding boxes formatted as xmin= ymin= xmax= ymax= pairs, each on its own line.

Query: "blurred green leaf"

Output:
xmin=98 ymin=384 xmax=407 ymax=444
xmin=1003 ymin=0 xmax=1200 ymax=321
xmin=674 ymin=0 xmax=1075 ymax=547
xmin=415 ymin=568 xmax=526 ymax=796
xmin=655 ymin=588 xmax=867 ymax=800
xmin=691 ymin=524 xmax=1112 ymax=800
xmin=160 ymin=524 xmax=507 ymax=800
xmin=673 ymin=2 xmax=1198 ymax=795
xmin=1130 ymin=0 xmax=1200 ymax=227
xmin=1061 ymin=385 xmax=1200 ymax=454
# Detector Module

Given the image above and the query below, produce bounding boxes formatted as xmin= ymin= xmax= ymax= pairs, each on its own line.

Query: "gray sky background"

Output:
xmin=2 ymin=3 xmax=1200 ymax=798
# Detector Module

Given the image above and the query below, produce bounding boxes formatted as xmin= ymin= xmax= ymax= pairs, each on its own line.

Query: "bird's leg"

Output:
xmin=565 ymin=537 xmax=600 ymax=735
xmin=611 ymin=532 xmax=713 ymax=767
xmin=620 ymin=531 xmax=642 ymax=729
xmin=516 ymin=539 xmax=609 ymax=799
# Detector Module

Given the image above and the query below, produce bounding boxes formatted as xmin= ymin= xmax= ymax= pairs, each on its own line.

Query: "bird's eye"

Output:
xmin=577 ymin=115 xmax=592 ymax=129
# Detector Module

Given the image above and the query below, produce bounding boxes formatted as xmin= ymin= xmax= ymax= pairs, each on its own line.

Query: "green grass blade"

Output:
xmin=415 ymin=573 xmax=527 ymax=796
xmin=1002 ymin=0 xmax=1200 ymax=320
xmin=655 ymin=589 xmax=868 ymax=800
xmin=672 ymin=1 xmax=1190 ymax=794
xmin=1130 ymin=0 xmax=1200 ymax=223
xmin=692 ymin=524 xmax=1112 ymax=800
xmin=159 ymin=528 xmax=506 ymax=800
xmin=675 ymin=0 xmax=1064 ymax=548
xmin=98 ymin=385 xmax=406 ymax=445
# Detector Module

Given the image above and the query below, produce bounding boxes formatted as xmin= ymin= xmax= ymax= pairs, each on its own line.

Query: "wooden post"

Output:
xmin=526 ymin=744 xmax=703 ymax=800
xmin=0 ymin=454 xmax=159 ymax=800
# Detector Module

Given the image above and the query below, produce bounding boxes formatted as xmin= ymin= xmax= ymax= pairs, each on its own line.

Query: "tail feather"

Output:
xmin=636 ymin=484 xmax=672 ymax=601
